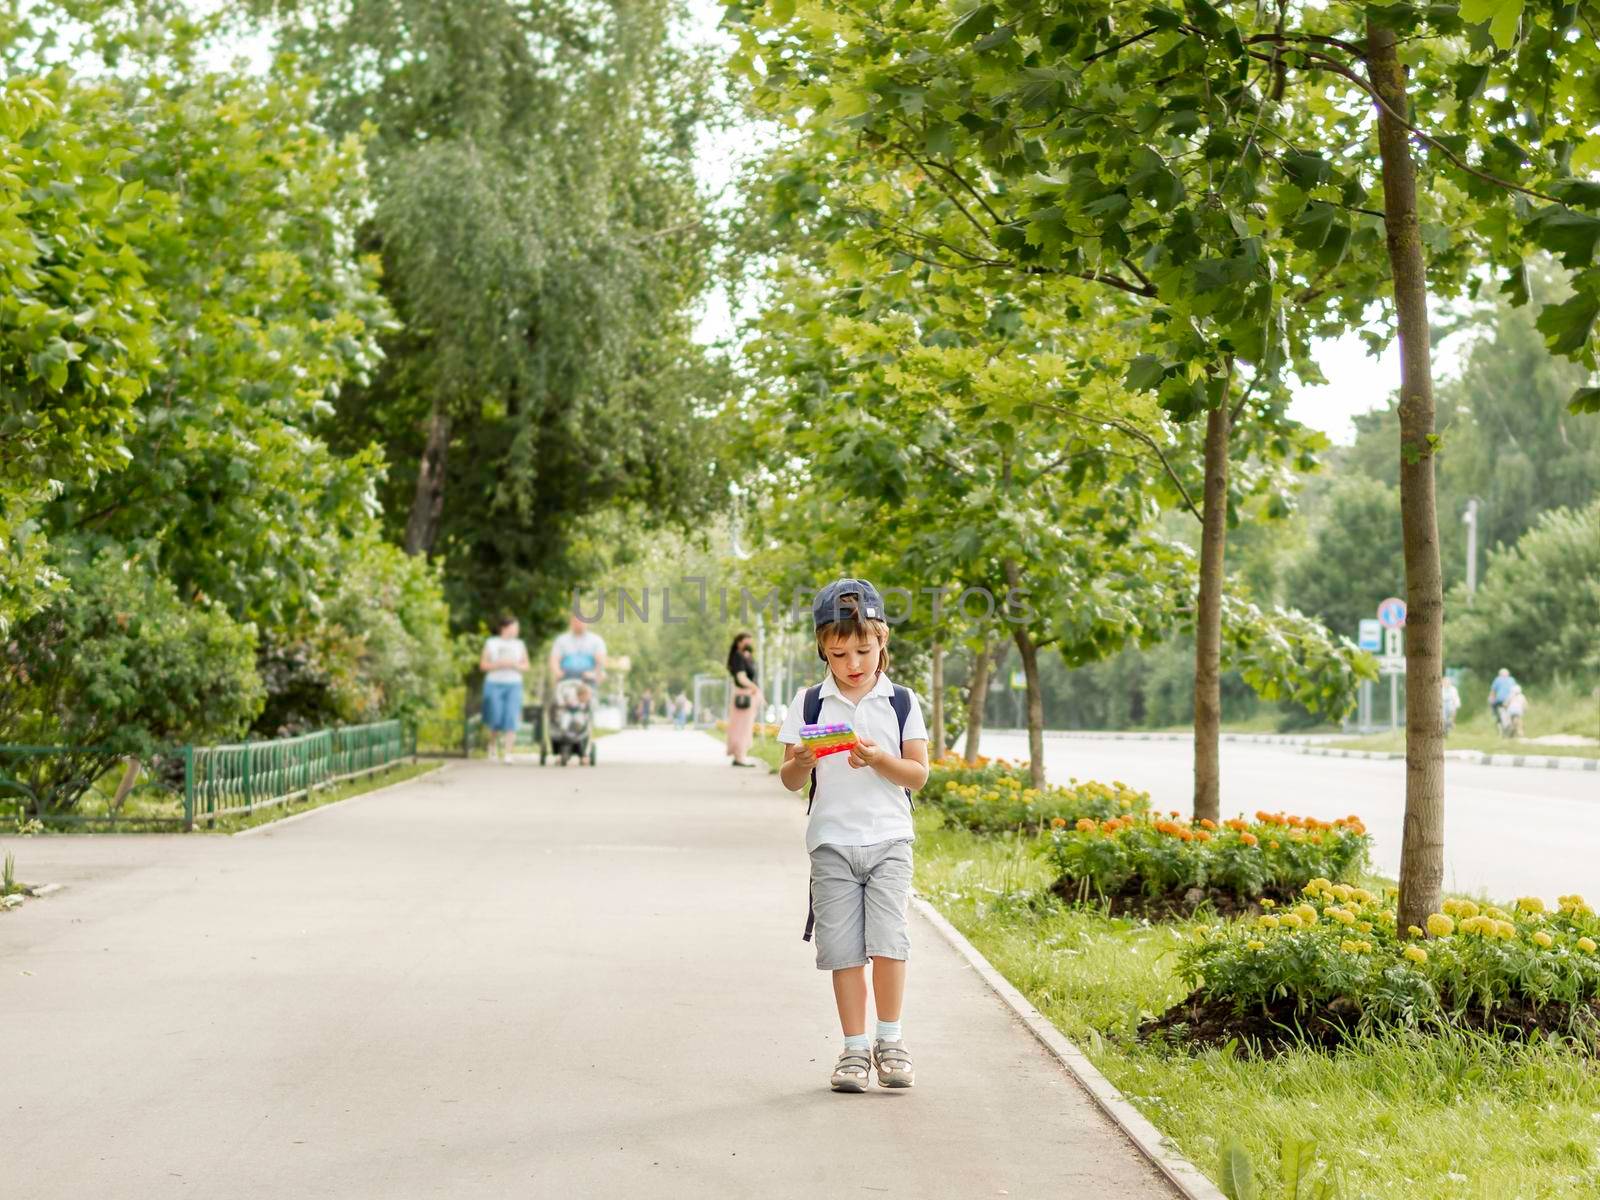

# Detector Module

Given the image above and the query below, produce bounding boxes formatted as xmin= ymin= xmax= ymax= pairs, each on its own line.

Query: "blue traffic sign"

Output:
xmin=1358 ymin=619 xmax=1382 ymax=651
xmin=1377 ymin=597 xmax=1407 ymax=629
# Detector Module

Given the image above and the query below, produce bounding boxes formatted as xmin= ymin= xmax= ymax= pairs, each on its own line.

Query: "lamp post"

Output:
xmin=1462 ymin=497 xmax=1480 ymax=599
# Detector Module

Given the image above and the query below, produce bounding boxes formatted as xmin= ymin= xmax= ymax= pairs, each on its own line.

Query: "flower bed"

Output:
xmin=1144 ymin=887 xmax=1600 ymax=1053
xmin=1046 ymin=810 xmax=1370 ymax=919
xmin=924 ymin=753 xmax=1032 ymax=792
xmin=932 ymin=774 xmax=1148 ymax=835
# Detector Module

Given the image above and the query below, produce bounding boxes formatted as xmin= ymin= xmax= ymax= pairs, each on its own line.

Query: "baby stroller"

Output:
xmin=542 ymin=676 xmax=597 ymax=766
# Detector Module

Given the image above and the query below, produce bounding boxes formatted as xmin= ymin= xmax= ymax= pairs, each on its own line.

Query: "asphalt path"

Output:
xmin=979 ymin=732 xmax=1599 ymax=901
xmin=2 ymin=732 xmax=1174 ymax=1200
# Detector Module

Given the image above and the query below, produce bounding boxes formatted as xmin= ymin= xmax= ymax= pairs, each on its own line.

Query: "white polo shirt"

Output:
xmin=777 ymin=673 xmax=928 ymax=852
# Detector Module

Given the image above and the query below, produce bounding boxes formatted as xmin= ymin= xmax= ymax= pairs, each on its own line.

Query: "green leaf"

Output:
xmin=1525 ymin=206 xmax=1600 ymax=268
xmin=1459 ymin=0 xmax=1526 ymax=49
xmin=1501 ymin=263 xmax=1530 ymax=307
xmin=1568 ymin=386 xmax=1600 ymax=413
xmin=1535 ymin=289 xmax=1600 ymax=355
xmin=947 ymin=3 xmax=997 ymax=45
xmin=1220 ymin=1138 xmax=1259 ymax=1200
xmin=1281 ymin=151 xmax=1332 ymax=189
xmin=1279 ymin=1136 xmax=1317 ymax=1197
xmin=1548 ymin=178 xmax=1600 ymax=210
xmin=1125 ymin=354 xmax=1165 ymax=392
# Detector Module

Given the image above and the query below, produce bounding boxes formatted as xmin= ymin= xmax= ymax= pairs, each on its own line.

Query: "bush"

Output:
xmin=1046 ymin=810 xmax=1370 ymax=917
xmin=0 ymin=552 xmax=263 ymax=814
xmin=931 ymin=774 xmax=1149 ymax=835
xmin=254 ymin=538 xmax=459 ymax=735
xmin=1450 ymin=500 xmax=1600 ymax=686
xmin=1162 ymin=887 xmax=1600 ymax=1048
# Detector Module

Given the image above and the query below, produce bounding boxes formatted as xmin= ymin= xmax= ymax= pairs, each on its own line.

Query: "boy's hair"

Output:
xmin=815 ymin=598 xmax=892 ymax=677
xmin=496 ymin=614 xmax=518 ymax=633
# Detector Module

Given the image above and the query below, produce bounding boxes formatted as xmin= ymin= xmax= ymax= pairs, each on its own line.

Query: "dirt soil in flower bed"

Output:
xmin=1139 ymin=990 xmax=1600 ymax=1058
xmin=1047 ymin=876 xmax=1306 ymax=921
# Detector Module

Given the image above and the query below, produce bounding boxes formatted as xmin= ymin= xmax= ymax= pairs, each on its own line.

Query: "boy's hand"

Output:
xmin=790 ymin=743 xmax=818 ymax=771
xmin=848 ymin=735 xmax=885 ymax=770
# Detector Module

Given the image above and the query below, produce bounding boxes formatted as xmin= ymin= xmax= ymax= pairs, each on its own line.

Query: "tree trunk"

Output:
xmin=1192 ymin=392 xmax=1232 ymax=824
xmin=404 ymin=402 xmax=451 ymax=556
xmin=1369 ymin=19 xmax=1445 ymax=933
xmin=1004 ymin=560 xmax=1046 ymax=788
xmin=964 ymin=638 xmax=995 ymax=763
xmin=930 ymin=641 xmax=946 ymax=760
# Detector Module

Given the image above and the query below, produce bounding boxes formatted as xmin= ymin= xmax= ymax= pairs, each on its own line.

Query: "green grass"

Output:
xmin=1328 ymin=681 xmax=1600 ymax=758
xmin=207 ymin=761 xmax=441 ymax=834
xmin=914 ymin=812 xmax=1600 ymax=1200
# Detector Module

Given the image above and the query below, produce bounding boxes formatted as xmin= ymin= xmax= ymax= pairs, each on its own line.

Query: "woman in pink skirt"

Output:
xmin=726 ymin=631 xmax=763 ymax=767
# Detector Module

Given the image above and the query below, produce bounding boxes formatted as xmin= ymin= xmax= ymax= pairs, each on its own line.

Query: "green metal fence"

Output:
xmin=0 ymin=719 xmax=416 ymax=832
xmin=187 ymin=720 xmax=413 ymax=827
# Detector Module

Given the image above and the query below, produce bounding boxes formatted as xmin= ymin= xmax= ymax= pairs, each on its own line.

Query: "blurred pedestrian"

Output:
xmin=673 ymin=692 xmax=691 ymax=730
xmin=479 ymin=615 xmax=529 ymax=763
xmin=726 ymin=631 xmax=762 ymax=767
xmin=1504 ymin=686 xmax=1528 ymax=738
xmin=1440 ymin=675 xmax=1461 ymax=735
xmin=1488 ymin=668 xmax=1518 ymax=728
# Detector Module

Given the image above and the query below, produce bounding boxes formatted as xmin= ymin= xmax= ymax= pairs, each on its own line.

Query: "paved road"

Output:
xmin=3 ymin=730 xmax=1174 ymax=1200
xmin=979 ymin=732 xmax=1599 ymax=901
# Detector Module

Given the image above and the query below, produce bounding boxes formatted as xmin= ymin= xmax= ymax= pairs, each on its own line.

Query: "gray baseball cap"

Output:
xmin=812 ymin=578 xmax=886 ymax=630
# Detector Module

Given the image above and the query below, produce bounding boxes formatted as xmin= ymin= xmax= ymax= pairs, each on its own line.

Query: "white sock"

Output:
xmin=842 ymin=1032 xmax=871 ymax=1052
xmin=875 ymin=1019 xmax=902 ymax=1043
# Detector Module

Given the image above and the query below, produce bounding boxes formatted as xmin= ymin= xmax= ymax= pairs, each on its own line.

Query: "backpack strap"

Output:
xmin=889 ymin=684 xmax=914 ymax=807
xmin=803 ymin=684 xmax=824 ymax=814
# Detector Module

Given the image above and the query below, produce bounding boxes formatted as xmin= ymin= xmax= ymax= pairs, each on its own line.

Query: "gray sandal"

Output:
xmin=872 ymin=1039 xmax=914 ymax=1088
xmin=830 ymin=1046 xmax=871 ymax=1093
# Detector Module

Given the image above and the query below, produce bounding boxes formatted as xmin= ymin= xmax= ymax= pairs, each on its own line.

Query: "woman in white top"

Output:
xmin=479 ymin=616 xmax=530 ymax=762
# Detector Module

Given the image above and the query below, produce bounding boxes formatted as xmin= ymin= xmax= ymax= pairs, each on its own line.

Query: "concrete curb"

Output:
xmin=988 ymin=729 xmax=1326 ymax=746
xmin=912 ymin=896 xmax=1225 ymax=1200
xmin=29 ymin=882 xmax=65 ymax=898
xmin=1299 ymin=746 xmax=1599 ymax=771
xmin=231 ymin=761 xmax=447 ymax=838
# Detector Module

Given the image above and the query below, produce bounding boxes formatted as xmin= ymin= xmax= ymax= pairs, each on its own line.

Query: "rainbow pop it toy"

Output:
xmin=799 ymin=722 xmax=855 ymax=757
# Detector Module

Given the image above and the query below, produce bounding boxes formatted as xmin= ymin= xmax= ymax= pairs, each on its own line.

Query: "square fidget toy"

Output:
xmin=799 ymin=722 xmax=855 ymax=757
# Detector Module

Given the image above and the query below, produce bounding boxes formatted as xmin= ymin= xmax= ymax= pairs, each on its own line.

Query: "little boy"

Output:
xmin=777 ymin=579 xmax=929 ymax=1092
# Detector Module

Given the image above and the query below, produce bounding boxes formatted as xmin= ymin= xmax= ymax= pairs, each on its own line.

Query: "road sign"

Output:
xmin=1010 ymin=670 xmax=1027 ymax=691
xmin=1384 ymin=627 xmax=1403 ymax=659
xmin=1378 ymin=657 xmax=1407 ymax=676
xmin=1377 ymin=597 xmax=1407 ymax=628
xmin=1358 ymin=619 xmax=1382 ymax=652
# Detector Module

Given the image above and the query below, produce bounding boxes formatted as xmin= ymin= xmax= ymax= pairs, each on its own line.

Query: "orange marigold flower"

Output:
xmin=1074 ymin=818 xmax=1095 ymax=832
xmin=1268 ymin=840 xmax=1281 ymax=850
xmin=1239 ymin=832 xmax=1259 ymax=847
xmin=1199 ymin=818 xmax=1217 ymax=830
xmin=1194 ymin=829 xmax=1212 ymax=842
xmin=1051 ymin=817 xmax=1068 ymax=829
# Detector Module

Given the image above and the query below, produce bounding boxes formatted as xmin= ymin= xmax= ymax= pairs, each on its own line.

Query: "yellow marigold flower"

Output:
xmin=1258 ymin=915 xmax=1280 ymax=930
xmin=1450 ymin=899 xmax=1479 ymax=919
xmin=1485 ymin=906 xmax=1510 ymax=922
xmin=1339 ymin=939 xmax=1362 ymax=953
xmin=1352 ymin=888 xmax=1376 ymax=905
xmin=1517 ymin=896 xmax=1547 ymax=915
xmin=1533 ymin=931 xmax=1554 ymax=949
xmin=1330 ymin=883 xmax=1353 ymax=902
xmin=1403 ymin=945 xmax=1428 ymax=965
xmin=1578 ymin=937 xmax=1597 ymax=954
xmin=1408 ymin=925 xmax=1425 ymax=939
xmin=1260 ymin=898 xmax=1276 ymax=909
xmin=1494 ymin=920 xmax=1517 ymax=940
xmin=1247 ymin=939 xmax=1266 ymax=951
xmin=1295 ymin=904 xmax=1319 ymax=927
xmin=1426 ymin=913 xmax=1455 ymax=938
xmin=1357 ymin=922 xmax=1373 ymax=933
xmin=1330 ymin=907 xmax=1357 ymax=926
xmin=1279 ymin=913 xmax=1303 ymax=929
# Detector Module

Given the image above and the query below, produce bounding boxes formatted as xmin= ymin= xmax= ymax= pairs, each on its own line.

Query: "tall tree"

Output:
xmin=252 ymin=0 xmax=732 ymax=630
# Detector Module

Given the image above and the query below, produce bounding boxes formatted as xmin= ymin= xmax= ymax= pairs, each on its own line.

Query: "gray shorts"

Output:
xmin=808 ymin=839 xmax=913 ymax=971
